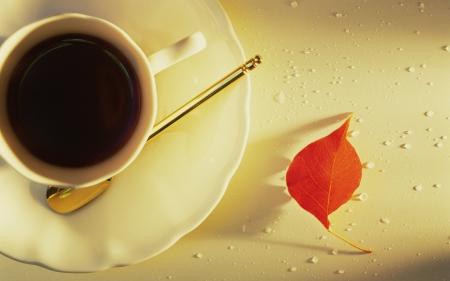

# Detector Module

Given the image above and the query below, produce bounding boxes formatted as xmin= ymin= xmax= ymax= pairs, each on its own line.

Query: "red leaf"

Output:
xmin=286 ymin=116 xmax=361 ymax=229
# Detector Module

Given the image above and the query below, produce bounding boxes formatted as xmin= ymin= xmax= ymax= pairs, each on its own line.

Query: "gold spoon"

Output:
xmin=46 ymin=55 xmax=262 ymax=214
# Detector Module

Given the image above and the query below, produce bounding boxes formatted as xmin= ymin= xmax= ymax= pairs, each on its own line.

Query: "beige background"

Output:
xmin=1 ymin=0 xmax=450 ymax=280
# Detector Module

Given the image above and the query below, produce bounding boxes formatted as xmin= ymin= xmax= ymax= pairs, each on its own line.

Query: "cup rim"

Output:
xmin=0 ymin=13 xmax=157 ymax=187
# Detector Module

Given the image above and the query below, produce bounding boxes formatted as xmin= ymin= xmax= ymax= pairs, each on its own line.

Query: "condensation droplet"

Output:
xmin=407 ymin=67 xmax=415 ymax=72
xmin=357 ymin=192 xmax=368 ymax=201
xmin=290 ymin=1 xmax=298 ymax=8
xmin=434 ymin=183 xmax=442 ymax=188
xmin=194 ymin=253 xmax=203 ymax=258
xmin=337 ymin=269 xmax=345 ymax=274
xmin=332 ymin=249 xmax=339 ymax=255
xmin=310 ymin=256 xmax=319 ymax=264
xmin=274 ymin=91 xmax=285 ymax=104
xmin=334 ymin=13 xmax=343 ymax=18
xmin=289 ymin=267 xmax=297 ymax=272
xmin=264 ymin=227 xmax=273 ymax=233
xmin=363 ymin=162 xmax=375 ymax=169
xmin=228 ymin=246 xmax=235 ymax=250
xmin=425 ymin=110 xmax=434 ymax=117
xmin=401 ymin=143 xmax=412 ymax=149
xmin=414 ymin=185 xmax=423 ymax=191
xmin=383 ymin=141 xmax=392 ymax=146
xmin=381 ymin=217 xmax=390 ymax=224
xmin=348 ymin=130 xmax=360 ymax=137
xmin=444 ymin=46 xmax=450 ymax=52
xmin=405 ymin=130 xmax=413 ymax=134
xmin=242 ymin=224 xmax=248 ymax=232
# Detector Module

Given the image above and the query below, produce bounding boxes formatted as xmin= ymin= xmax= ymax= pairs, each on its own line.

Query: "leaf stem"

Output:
xmin=328 ymin=229 xmax=373 ymax=253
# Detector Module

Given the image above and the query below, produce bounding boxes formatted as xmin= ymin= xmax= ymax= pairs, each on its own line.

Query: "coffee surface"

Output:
xmin=7 ymin=34 xmax=141 ymax=167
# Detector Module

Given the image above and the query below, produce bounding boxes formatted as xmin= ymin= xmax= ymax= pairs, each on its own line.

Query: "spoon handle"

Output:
xmin=147 ymin=55 xmax=262 ymax=141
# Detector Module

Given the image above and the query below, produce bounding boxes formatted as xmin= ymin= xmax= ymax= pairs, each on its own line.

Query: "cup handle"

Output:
xmin=147 ymin=31 xmax=206 ymax=75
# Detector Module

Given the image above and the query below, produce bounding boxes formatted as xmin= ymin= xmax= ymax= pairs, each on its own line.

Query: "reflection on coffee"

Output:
xmin=7 ymin=34 xmax=141 ymax=167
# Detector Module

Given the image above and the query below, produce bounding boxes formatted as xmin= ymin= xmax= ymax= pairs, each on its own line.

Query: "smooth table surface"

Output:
xmin=1 ymin=0 xmax=450 ymax=280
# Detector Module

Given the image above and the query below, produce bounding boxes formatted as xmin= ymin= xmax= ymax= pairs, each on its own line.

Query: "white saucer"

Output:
xmin=0 ymin=0 xmax=249 ymax=272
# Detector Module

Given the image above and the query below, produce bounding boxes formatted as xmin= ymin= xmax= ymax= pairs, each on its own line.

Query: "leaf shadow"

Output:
xmin=185 ymin=113 xmax=354 ymax=254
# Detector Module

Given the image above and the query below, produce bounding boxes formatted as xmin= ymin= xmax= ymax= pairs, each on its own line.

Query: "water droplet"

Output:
xmin=228 ymin=246 xmax=235 ymax=250
xmin=309 ymin=256 xmax=319 ymax=264
xmin=332 ymin=249 xmax=339 ymax=255
xmin=414 ymin=185 xmax=423 ymax=191
xmin=337 ymin=269 xmax=345 ymax=274
xmin=363 ymin=162 xmax=375 ymax=169
xmin=345 ymin=228 xmax=352 ymax=231
xmin=355 ymin=192 xmax=368 ymax=201
xmin=428 ymin=82 xmax=434 ymax=86
xmin=421 ymin=64 xmax=427 ymax=68
xmin=407 ymin=67 xmax=415 ymax=72
xmin=319 ymin=235 xmax=327 ymax=240
xmin=290 ymin=1 xmax=298 ymax=8
xmin=435 ymin=143 xmax=443 ymax=148
xmin=444 ymin=46 xmax=450 ymax=52
xmin=380 ymin=217 xmax=390 ymax=223
xmin=434 ymin=183 xmax=442 ymax=188
xmin=334 ymin=13 xmax=343 ymax=18
xmin=194 ymin=253 xmax=203 ymax=258
xmin=274 ymin=91 xmax=285 ymax=104
xmin=356 ymin=117 xmax=364 ymax=122
xmin=401 ymin=143 xmax=412 ymax=149
xmin=242 ymin=224 xmax=248 ymax=232
xmin=264 ymin=227 xmax=273 ymax=233
xmin=427 ymin=128 xmax=433 ymax=131
xmin=289 ymin=267 xmax=297 ymax=272
xmin=441 ymin=135 xmax=448 ymax=140
xmin=425 ymin=110 xmax=434 ymax=117
xmin=383 ymin=141 xmax=392 ymax=146
xmin=404 ymin=130 xmax=413 ymax=134
xmin=348 ymin=130 xmax=360 ymax=137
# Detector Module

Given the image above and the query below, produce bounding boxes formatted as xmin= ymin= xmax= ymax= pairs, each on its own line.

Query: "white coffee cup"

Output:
xmin=0 ymin=13 xmax=206 ymax=187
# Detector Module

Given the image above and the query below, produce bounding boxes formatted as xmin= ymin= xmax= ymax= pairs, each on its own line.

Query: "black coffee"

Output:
xmin=7 ymin=34 xmax=141 ymax=167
